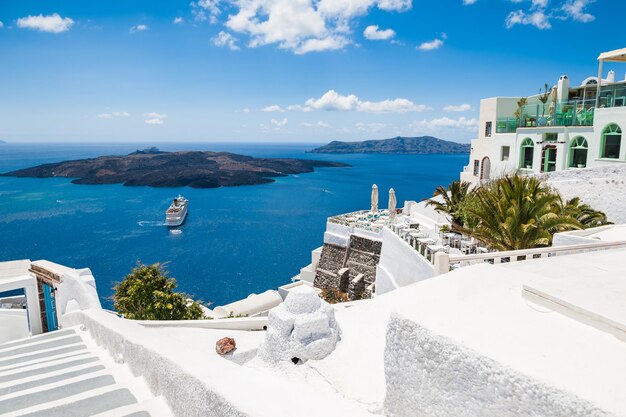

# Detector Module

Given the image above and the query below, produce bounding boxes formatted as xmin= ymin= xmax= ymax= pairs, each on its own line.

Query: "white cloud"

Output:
xmin=0 ymin=21 xmax=4 ymax=28
xmin=191 ymin=0 xmax=221 ymax=23
xmin=444 ymin=104 xmax=473 ymax=112
xmin=16 ymin=13 xmax=74 ymax=33
xmin=463 ymin=0 xmax=477 ymax=4
xmin=206 ymin=0 xmax=414 ymax=54
xmin=213 ymin=31 xmax=240 ymax=50
xmin=301 ymin=121 xmax=332 ymax=128
xmin=261 ymin=105 xmax=285 ymax=112
xmin=417 ymin=37 xmax=444 ymax=51
xmin=173 ymin=17 xmax=184 ymax=24
xmin=562 ymin=0 xmax=595 ymax=22
xmin=506 ymin=9 xmax=551 ymax=29
xmin=356 ymin=122 xmax=388 ymax=133
xmin=242 ymin=108 xmax=251 ymax=113
xmin=98 ymin=111 xmax=130 ymax=119
xmin=363 ymin=25 xmax=395 ymax=40
xmin=145 ymin=118 xmax=164 ymax=125
xmin=304 ymin=89 xmax=429 ymax=113
xmin=271 ymin=118 xmax=288 ymax=127
xmin=130 ymin=24 xmax=148 ymax=33
xmin=143 ymin=112 xmax=166 ymax=119
xmin=411 ymin=116 xmax=478 ymax=134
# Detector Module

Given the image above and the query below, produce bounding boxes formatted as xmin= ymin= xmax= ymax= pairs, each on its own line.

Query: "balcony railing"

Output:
xmin=433 ymin=240 xmax=626 ymax=276
xmin=496 ymin=99 xmax=597 ymax=133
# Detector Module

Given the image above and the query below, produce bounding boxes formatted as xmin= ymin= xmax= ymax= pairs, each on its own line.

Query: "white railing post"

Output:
xmin=433 ymin=252 xmax=450 ymax=276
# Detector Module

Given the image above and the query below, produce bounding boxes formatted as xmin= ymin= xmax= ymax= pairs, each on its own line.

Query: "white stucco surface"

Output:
xmin=378 ymin=253 xmax=626 ymax=416
xmin=0 ymin=308 xmax=29 ymax=344
xmin=258 ymin=285 xmax=340 ymax=362
xmin=375 ymin=227 xmax=433 ymax=295
xmin=323 ymin=222 xmax=382 ymax=247
xmin=553 ymin=224 xmax=626 ymax=246
xmin=539 ymin=165 xmax=626 ymax=224
xmin=62 ymin=308 xmax=374 ymax=417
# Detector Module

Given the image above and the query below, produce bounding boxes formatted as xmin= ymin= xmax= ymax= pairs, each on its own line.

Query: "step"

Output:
xmin=91 ymin=396 xmax=173 ymax=417
xmin=0 ymin=374 xmax=119 ymax=415
xmin=0 ymin=329 xmax=77 ymax=351
xmin=15 ymin=387 xmax=138 ymax=417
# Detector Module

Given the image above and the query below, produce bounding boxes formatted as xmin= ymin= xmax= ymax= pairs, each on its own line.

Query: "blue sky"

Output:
xmin=0 ymin=0 xmax=621 ymax=143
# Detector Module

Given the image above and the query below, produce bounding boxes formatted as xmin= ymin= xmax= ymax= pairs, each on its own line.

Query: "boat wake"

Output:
xmin=137 ymin=220 xmax=167 ymax=227
xmin=169 ymin=229 xmax=183 ymax=236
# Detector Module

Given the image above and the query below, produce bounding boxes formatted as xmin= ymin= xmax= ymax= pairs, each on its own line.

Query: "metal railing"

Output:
xmin=433 ymin=240 xmax=626 ymax=276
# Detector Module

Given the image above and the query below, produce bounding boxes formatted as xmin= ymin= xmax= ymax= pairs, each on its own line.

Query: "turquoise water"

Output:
xmin=0 ymin=143 xmax=466 ymax=308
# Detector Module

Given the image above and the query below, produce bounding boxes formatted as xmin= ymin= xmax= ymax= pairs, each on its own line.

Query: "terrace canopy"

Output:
xmin=596 ymin=47 xmax=626 ymax=106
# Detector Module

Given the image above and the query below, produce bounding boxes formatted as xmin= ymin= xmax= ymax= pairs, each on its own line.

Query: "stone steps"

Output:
xmin=0 ymin=327 xmax=171 ymax=417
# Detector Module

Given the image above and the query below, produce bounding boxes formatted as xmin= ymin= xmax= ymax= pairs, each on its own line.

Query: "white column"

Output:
xmin=24 ymin=281 xmax=42 ymax=335
xmin=596 ymin=59 xmax=604 ymax=108
xmin=433 ymin=252 xmax=450 ymax=276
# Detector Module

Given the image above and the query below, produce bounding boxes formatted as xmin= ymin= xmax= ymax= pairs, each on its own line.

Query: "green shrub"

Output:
xmin=113 ymin=263 xmax=205 ymax=320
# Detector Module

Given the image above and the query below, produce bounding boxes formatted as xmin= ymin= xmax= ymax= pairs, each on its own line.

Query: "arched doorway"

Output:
xmin=480 ymin=157 xmax=491 ymax=180
xmin=541 ymin=145 xmax=557 ymax=173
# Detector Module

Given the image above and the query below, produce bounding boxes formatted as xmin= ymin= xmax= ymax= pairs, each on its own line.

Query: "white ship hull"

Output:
xmin=165 ymin=196 xmax=188 ymax=227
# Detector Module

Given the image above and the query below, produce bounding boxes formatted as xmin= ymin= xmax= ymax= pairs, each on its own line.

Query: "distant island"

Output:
xmin=309 ymin=136 xmax=470 ymax=154
xmin=0 ymin=140 xmax=6 ymax=144
xmin=2 ymin=149 xmax=348 ymax=188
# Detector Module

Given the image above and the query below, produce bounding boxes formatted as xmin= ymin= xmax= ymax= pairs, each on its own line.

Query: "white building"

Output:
xmin=461 ymin=47 xmax=626 ymax=183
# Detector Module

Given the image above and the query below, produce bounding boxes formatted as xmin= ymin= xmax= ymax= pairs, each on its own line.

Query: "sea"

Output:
xmin=0 ymin=142 xmax=466 ymax=309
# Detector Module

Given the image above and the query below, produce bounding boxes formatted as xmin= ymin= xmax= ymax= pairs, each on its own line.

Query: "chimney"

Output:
xmin=607 ymin=70 xmax=615 ymax=83
xmin=557 ymin=75 xmax=570 ymax=104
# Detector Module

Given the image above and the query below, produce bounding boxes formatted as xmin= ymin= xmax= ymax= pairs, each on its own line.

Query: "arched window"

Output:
xmin=569 ymin=136 xmax=588 ymax=168
xmin=520 ymin=138 xmax=534 ymax=169
xmin=601 ymin=124 xmax=622 ymax=159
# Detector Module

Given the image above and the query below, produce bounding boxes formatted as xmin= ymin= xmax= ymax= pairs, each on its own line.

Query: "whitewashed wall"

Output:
xmin=383 ymin=312 xmax=611 ymax=417
xmin=0 ymin=309 xmax=29 ymax=344
xmin=323 ymin=222 xmax=382 ymax=247
xmin=375 ymin=228 xmax=433 ymax=295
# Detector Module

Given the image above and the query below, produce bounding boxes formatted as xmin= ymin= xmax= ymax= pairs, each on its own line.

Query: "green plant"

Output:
xmin=320 ymin=288 xmax=349 ymax=304
xmin=554 ymin=196 xmax=611 ymax=228
xmin=514 ymin=97 xmax=528 ymax=124
xmin=113 ymin=263 xmax=205 ymax=320
xmin=459 ymin=175 xmax=582 ymax=250
xmin=426 ymin=180 xmax=473 ymax=229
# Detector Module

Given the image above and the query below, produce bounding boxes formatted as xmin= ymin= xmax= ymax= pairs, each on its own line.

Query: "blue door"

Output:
xmin=42 ymin=284 xmax=58 ymax=331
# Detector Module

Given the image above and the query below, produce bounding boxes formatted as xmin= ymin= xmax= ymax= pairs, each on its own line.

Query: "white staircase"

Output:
xmin=0 ymin=327 xmax=172 ymax=417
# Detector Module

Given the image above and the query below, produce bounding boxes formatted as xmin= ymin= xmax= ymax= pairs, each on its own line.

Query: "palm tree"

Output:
xmin=461 ymin=175 xmax=581 ymax=250
xmin=555 ymin=196 xmax=610 ymax=228
xmin=426 ymin=180 xmax=472 ymax=229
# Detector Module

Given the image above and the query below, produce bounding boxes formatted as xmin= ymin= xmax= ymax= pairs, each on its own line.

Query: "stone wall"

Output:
xmin=313 ymin=234 xmax=382 ymax=300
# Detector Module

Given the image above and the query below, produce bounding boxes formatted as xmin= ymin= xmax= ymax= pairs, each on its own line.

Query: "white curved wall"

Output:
xmin=0 ymin=309 xmax=29 ymax=344
xmin=384 ymin=312 xmax=610 ymax=417
xmin=324 ymin=222 xmax=382 ymax=248
xmin=375 ymin=228 xmax=433 ymax=295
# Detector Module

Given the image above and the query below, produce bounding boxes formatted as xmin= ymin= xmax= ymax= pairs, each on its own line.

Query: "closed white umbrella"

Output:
xmin=371 ymin=184 xmax=378 ymax=213
xmin=388 ymin=188 xmax=397 ymax=217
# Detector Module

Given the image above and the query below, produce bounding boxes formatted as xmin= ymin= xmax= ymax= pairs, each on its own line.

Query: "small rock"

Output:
xmin=216 ymin=337 xmax=236 ymax=355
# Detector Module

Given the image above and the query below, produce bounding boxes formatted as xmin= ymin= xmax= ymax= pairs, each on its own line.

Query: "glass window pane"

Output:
xmin=603 ymin=134 xmax=621 ymax=158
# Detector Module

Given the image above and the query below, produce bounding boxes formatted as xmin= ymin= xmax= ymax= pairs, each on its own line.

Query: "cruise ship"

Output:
xmin=165 ymin=195 xmax=188 ymax=227
xmin=460 ymin=47 xmax=626 ymax=183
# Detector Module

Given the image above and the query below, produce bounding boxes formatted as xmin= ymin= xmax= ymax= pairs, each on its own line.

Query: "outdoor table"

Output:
xmin=443 ymin=232 xmax=461 ymax=248
xmin=417 ymin=237 xmax=436 ymax=255
xmin=460 ymin=239 xmax=477 ymax=254
xmin=426 ymin=244 xmax=448 ymax=261
xmin=407 ymin=230 xmax=426 ymax=247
